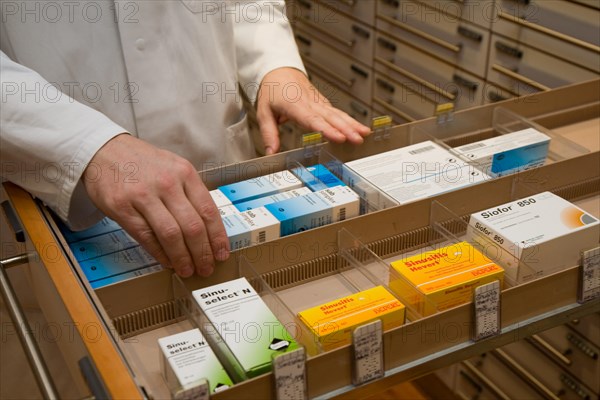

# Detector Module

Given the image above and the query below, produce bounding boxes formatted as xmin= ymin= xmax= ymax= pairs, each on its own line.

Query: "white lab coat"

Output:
xmin=0 ymin=0 xmax=304 ymax=229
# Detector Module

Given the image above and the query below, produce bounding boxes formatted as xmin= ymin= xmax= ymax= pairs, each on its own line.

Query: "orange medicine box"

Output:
xmin=297 ymin=285 xmax=405 ymax=351
xmin=389 ymin=242 xmax=503 ymax=317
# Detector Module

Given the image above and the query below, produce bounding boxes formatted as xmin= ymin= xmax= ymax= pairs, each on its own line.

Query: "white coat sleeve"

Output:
xmin=0 ymin=51 xmax=127 ymax=230
xmin=233 ymin=0 xmax=306 ymax=103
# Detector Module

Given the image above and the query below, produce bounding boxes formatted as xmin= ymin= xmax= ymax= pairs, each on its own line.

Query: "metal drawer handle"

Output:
xmin=379 ymin=14 xmax=462 ymax=53
xmin=2 ymin=200 xmax=25 ymax=242
xmin=452 ymin=74 xmax=478 ymax=91
xmin=350 ymin=64 xmax=369 ymax=78
xmin=566 ymin=333 xmax=599 ymax=360
xmin=341 ymin=0 xmax=355 ymax=6
xmin=376 ymin=57 xmax=456 ymax=100
xmin=493 ymin=349 xmax=560 ymax=400
xmin=457 ymin=26 xmax=483 ymax=42
xmin=1 ymin=254 xmax=59 ymax=399
xmin=491 ymin=64 xmax=551 ymax=92
xmin=373 ymin=98 xmax=416 ymax=122
xmin=350 ymin=101 xmax=368 ymax=117
xmin=462 ymin=360 xmax=511 ymax=400
xmin=377 ymin=37 xmax=397 ymax=52
xmin=458 ymin=369 xmax=482 ymax=394
xmin=487 ymin=91 xmax=509 ymax=102
xmin=300 ymin=18 xmax=355 ymax=48
xmin=498 ymin=10 xmax=600 ymax=54
xmin=529 ymin=334 xmax=573 ymax=366
xmin=297 ymin=0 xmax=311 ymax=9
xmin=507 ymin=0 xmax=531 ymax=5
xmin=79 ymin=356 xmax=110 ymax=400
xmin=495 ymin=41 xmax=523 ymax=59
xmin=560 ymin=373 xmax=593 ymax=400
xmin=295 ymin=33 xmax=312 ymax=46
xmin=380 ymin=0 xmax=400 ymax=8
xmin=352 ymin=24 xmax=370 ymax=39
xmin=304 ymin=58 xmax=355 ymax=88
xmin=375 ymin=77 xmax=395 ymax=93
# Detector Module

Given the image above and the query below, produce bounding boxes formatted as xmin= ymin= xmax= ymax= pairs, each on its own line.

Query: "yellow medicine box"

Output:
xmin=389 ymin=242 xmax=503 ymax=317
xmin=298 ymin=285 xmax=405 ymax=351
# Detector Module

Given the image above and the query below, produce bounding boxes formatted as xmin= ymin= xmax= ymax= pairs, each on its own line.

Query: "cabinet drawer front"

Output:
xmin=536 ymin=324 xmax=600 ymax=393
xmin=569 ymin=312 xmax=600 ymax=347
xmin=296 ymin=27 xmax=372 ymax=104
xmin=372 ymin=101 xmax=414 ymax=126
xmin=481 ymin=82 xmax=516 ymax=105
xmin=495 ymin=0 xmax=600 ymax=47
xmin=502 ymin=340 xmax=598 ymax=399
xmin=373 ymin=72 xmax=442 ymax=120
xmin=308 ymin=70 xmax=373 ymax=125
xmin=295 ymin=8 xmax=374 ymax=67
xmin=493 ymin=2 xmax=600 ymax=72
xmin=374 ymin=34 xmax=485 ymax=111
xmin=376 ymin=13 xmax=489 ymax=78
xmin=488 ymin=34 xmax=599 ymax=96
xmin=315 ymin=0 xmax=376 ymax=26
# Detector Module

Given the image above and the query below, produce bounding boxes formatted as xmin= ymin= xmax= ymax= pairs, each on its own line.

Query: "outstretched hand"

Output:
xmin=256 ymin=67 xmax=371 ymax=155
xmin=83 ymin=134 xmax=230 ymax=278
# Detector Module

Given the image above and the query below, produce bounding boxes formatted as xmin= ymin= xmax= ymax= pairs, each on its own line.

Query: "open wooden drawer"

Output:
xmin=3 ymin=80 xmax=600 ymax=399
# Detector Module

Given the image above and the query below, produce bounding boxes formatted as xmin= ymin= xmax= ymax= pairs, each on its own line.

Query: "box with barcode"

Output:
xmin=291 ymin=164 xmax=347 ymax=191
xmin=453 ymin=128 xmax=550 ymax=177
xmin=344 ymin=140 xmax=490 ymax=204
xmin=265 ymin=186 xmax=359 ymax=236
xmin=222 ymin=207 xmax=280 ymax=250
xmin=234 ymin=187 xmax=312 ymax=212
xmin=210 ymin=189 xmax=233 ymax=208
xmin=158 ymin=329 xmax=233 ymax=395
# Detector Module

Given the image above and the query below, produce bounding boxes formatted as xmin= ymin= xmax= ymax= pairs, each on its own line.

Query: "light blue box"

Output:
xmin=222 ymin=207 xmax=280 ymax=250
xmin=218 ymin=171 xmax=302 ymax=204
xmin=58 ymin=217 xmax=121 ymax=243
xmin=234 ymin=187 xmax=312 ymax=212
xmin=292 ymin=164 xmax=346 ymax=191
xmin=265 ymin=186 xmax=359 ymax=236
xmin=79 ymin=246 xmax=158 ymax=285
xmin=69 ymin=229 xmax=138 ymax=262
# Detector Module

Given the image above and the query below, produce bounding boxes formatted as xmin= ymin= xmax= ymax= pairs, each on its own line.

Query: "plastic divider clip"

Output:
xmin=371 ymin=115 xmax=392 ymax=141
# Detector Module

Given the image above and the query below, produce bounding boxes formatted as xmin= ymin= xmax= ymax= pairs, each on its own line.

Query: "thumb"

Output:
xmin=257 ymin=108 xmax=281 ymax=155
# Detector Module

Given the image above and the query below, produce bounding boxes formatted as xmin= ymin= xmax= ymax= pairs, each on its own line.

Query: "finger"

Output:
xmin=185 ymin=179 xmax=233 ymax=270
xmin=257 ymin=105 xmax=282 ymax=155
xmin=318 ymin=108 xmax=366 ymax=145
xmin=163 ymin=190 xmax=217 ymax=277
xmin=135 ymin=198 xmax=196 ymax=278
xmin=294 ymin=110 xmax=347 ymax=143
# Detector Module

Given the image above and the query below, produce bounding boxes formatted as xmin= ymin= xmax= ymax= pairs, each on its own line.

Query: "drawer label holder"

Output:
xmin=272 ymin=347 xmax=307 ymax=400
xmin=352 ymin=319 xmax=384 ymax=386
xmin=578 ymin=246 xmax=600 ymax=304
xmin=472 ymin=280 xmax=501 ymax=341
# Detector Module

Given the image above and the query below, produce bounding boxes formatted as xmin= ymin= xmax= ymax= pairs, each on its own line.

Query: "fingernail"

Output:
xmin=178 ymin=265 xmax=194 ymax=278
xmin=265 ymin=146 xmax=274 ymax=155
xmin=199 ymin=264 xmax=214 ymax=277
xmin=216 ymin=248 xmax=230 ymax=261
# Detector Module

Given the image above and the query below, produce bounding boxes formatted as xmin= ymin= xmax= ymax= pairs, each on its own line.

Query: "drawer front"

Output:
xmin=296 ymin=27 xmax=372 ymax=104
xmin=374 ymin=33 xmax=485 ymax=111
xmin=495 ymin=0 xmax=600 ymax=47
xmin=569 ymin=312 xmax=600 ymax=347
xmin=376 ymin=1 xmax=489 ymax=78
xmin=488 ymin=34 xmax=599 ymax=96
xmin=535 ymin=324 xmax=600 ymax=393
xmin=501 ymin=340 xmax=598 ymax=399
xmin=308 ymin=69 xmax=373 ymax=126
xmin=316 ymin=0 xmax=376 ymax=26
xmin=466 ymin=354 xmax=541 ymax=399
xmin=493 ymin=1 xmax=600 ymax=72
xmin=294 ymin=8 xmax=374 ymax=66
xmin=481 ymin=81 xmax=517 ymax=105
xmin=372 ymin=101 xmax=414 ymax=126
xmin=373 ymin=71 xmax=440 ymax=121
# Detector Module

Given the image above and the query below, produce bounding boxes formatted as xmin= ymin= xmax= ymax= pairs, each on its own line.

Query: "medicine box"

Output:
xmin=58 ymin=217 xmax=121 ymax=243
xmin=389 ymin=242 xmax=504 ymax=317
xmin=158 ymin=328 xmax=233 ymax=395
xmin=192 ymin=277 xmax=299 ymax=379
xmin=298 ymin=285 xmax=405 ymax=351
xmin=210 ymin=189 xmax=233 ymax=208
xmin=453 ymin=128 xmax=550 ymax=177
xmin=292 ymin=164 xmax=346 ymax=191
xmin=69 ymin=229 xmax=138 ymax=262
xmin=265 ymin=186 xmax=359 ymax=236
xmin=218 ymin=171 xmax=303 ymax=204
xmin=218 ymin=204 xmax=240 ymax=217
xmin=344 ymin=141 xmax=490 ymax=204
xmin=234 ymin=187 xmax=312 ymax=212
xmin=221 ymin=207 xmax=280 ymax=251
xmin=466 ymin=192 xmax=599 ymax=278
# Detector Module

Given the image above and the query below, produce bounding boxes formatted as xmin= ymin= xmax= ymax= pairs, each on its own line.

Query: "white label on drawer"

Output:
xmin=173 ymin=378 xmax=209 ymax=400
xmin=579 ymin=246 xmax=600 ymax=303
xmin=473 ymin=281 xmax=501 ymax=341
xmin=352 ymin=320 xmax=384 ymax=386
xmin=273 ymin=347 xmax=307 ymax=400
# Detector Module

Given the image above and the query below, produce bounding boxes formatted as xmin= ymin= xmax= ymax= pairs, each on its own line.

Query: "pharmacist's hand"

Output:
xmin=256 ymin=67 xmax=371 ymax=155
xmin=82 ymin=134 xmax=230 ymax=278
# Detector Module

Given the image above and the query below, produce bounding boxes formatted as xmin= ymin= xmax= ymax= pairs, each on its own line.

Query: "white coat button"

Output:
xmin=135 ymin=39 xmax=145 ymax=51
